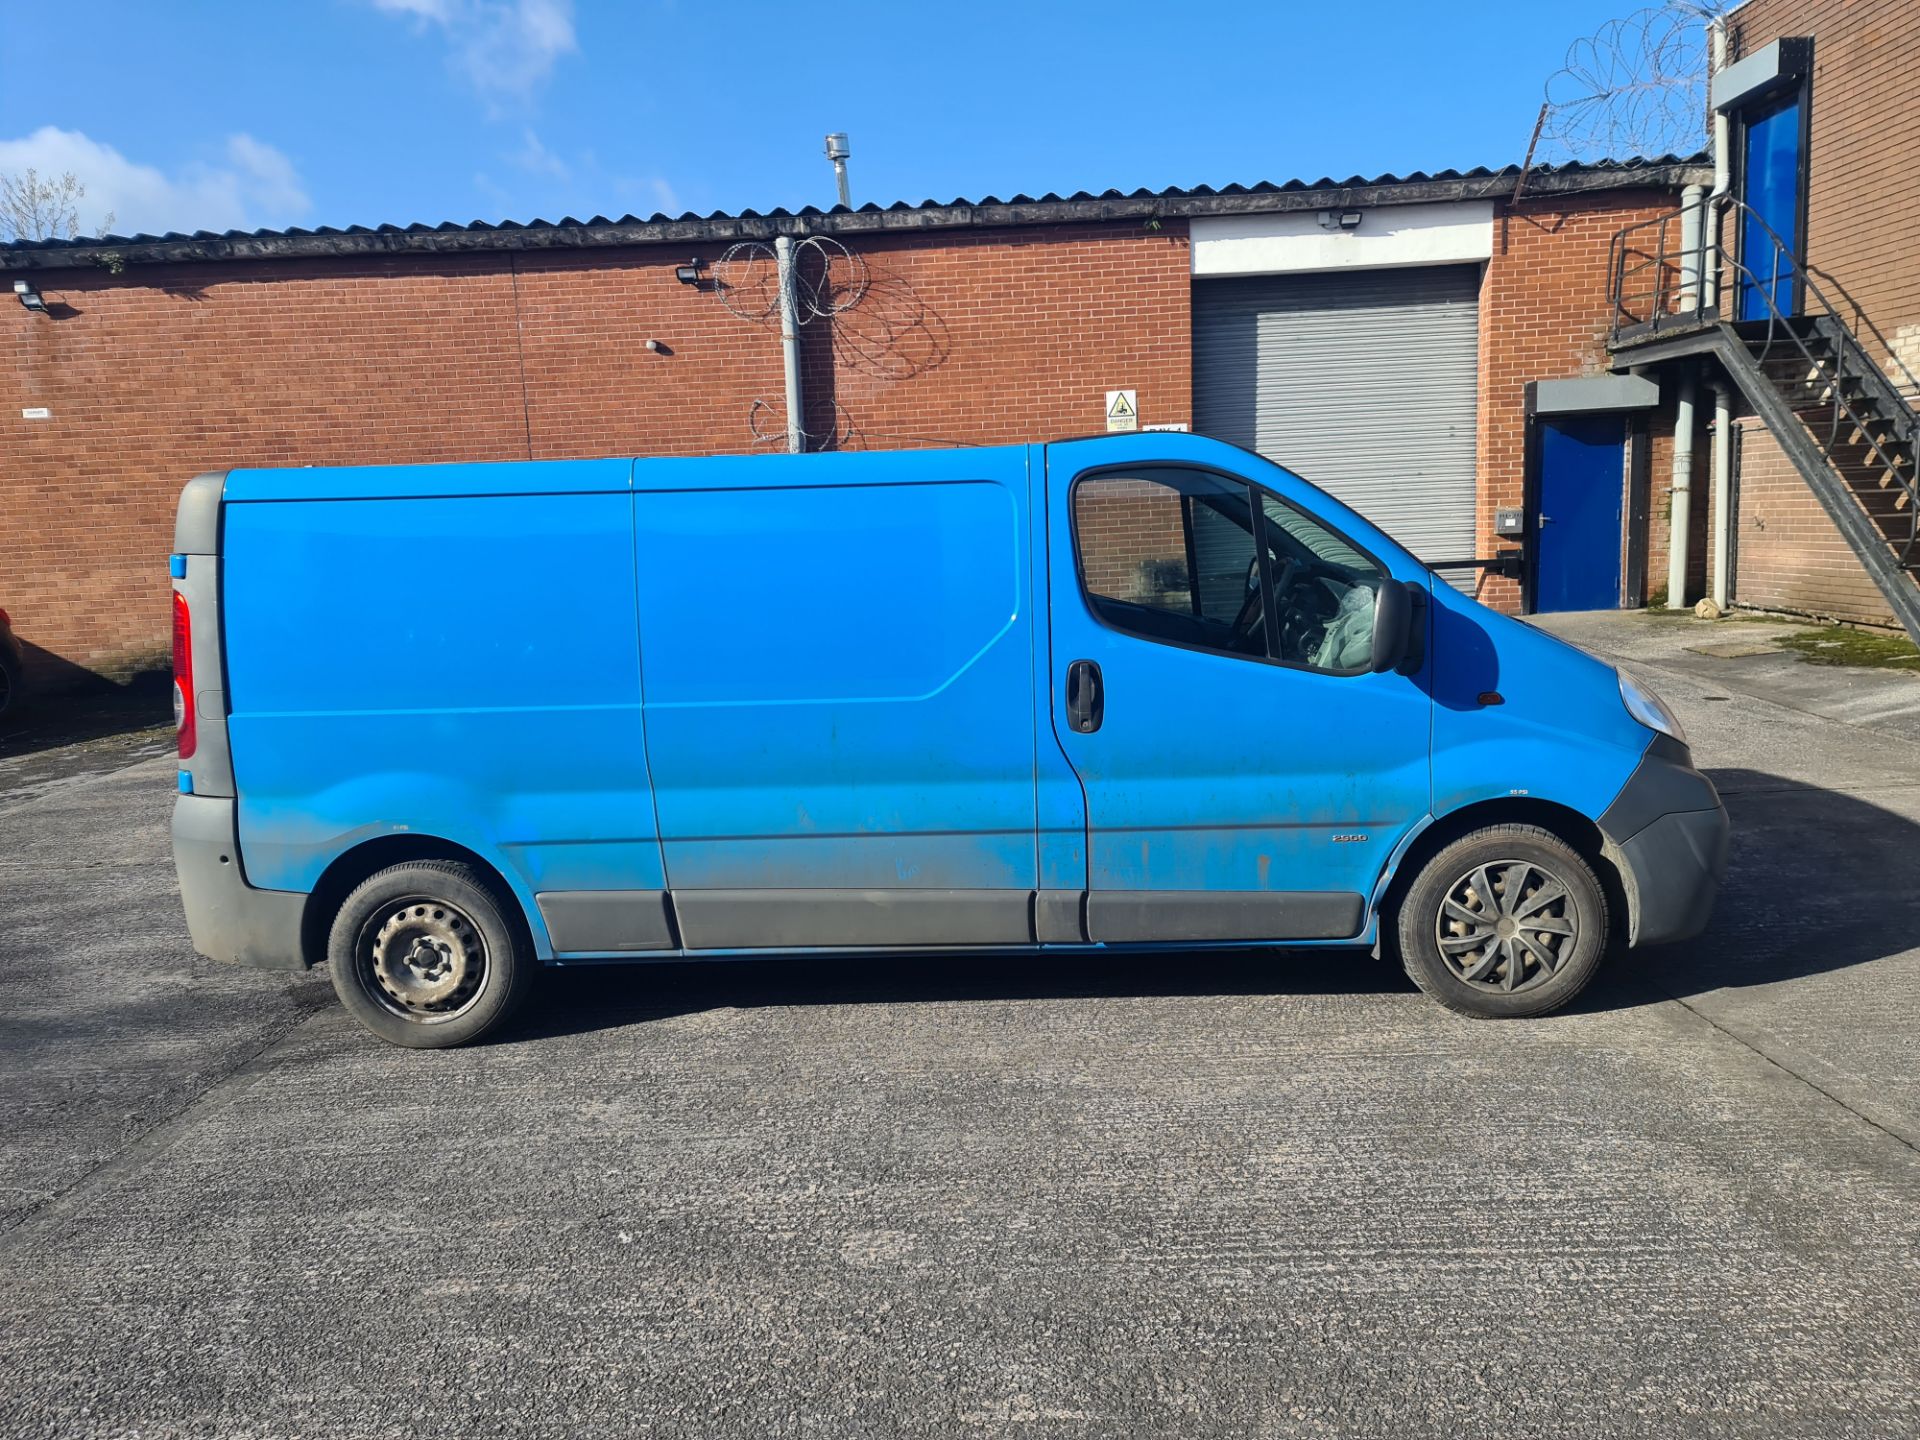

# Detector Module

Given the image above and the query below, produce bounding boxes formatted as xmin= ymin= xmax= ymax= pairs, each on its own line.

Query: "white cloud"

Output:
xmin=371 ymin=0 xmax=577 ymax=100
xmin=507 ymin=128 xmax=570 ymax=181
xmin=0 ymin=127 xmax=311 ymax=237
xmin=613 ymin=175 xmax=681 ymax=218
xmin=372 ymin=0 xmax=459 ymax=17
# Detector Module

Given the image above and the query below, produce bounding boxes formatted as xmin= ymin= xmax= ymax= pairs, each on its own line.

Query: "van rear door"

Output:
xmin=1041 ymin=436 xmax=1431 ymax=944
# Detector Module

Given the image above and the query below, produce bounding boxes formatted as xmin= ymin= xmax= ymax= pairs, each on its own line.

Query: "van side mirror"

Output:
xmin=1369 ymin=580 xmax=1421 ymax=674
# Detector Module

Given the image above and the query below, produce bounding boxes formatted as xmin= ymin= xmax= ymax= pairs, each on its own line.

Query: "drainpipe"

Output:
xmin=1702 ymin=14 xmax=1732 ymax=313
xmin=1678 ymin=183 xmax=1706 ymax=312
xmin=1711 ymin=383 xmax=1734 ymax=610
xmin=1667 ymin=371 xmax=1698 ymax=607
xmin=775 ymin=234 xmax=804 ymax=454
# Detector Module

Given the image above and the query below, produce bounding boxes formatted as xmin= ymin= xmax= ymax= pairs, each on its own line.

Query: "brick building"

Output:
xmin=3 ymin=157 xmax=1711 ymax=692
xmin=1607 ymin=0 xmax=1920 ymax=634
xmin=1718 ymin=0 xmax=1920 ymax=628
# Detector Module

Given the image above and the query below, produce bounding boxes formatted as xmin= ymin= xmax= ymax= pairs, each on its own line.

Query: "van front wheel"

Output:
xmin=1394 ymin=824 xmax=1610 ymax=1019
xmin=325 ymin=860 xmax=535 ymax=1048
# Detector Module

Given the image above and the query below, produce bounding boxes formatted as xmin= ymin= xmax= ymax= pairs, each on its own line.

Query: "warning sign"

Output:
xmin=1104 ymin=389 xmax=1138 ymax=432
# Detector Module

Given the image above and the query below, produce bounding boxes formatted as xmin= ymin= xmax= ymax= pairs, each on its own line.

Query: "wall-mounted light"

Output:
xmin=674 ymin=259 xmax=704 ymax=286
xmin=1317 ymin=209 xmax=1364 ymax=232
xmin=13 ymin=278 xmax=48 ymax=314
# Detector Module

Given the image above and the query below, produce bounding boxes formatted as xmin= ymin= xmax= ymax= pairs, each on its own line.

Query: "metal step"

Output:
xmin=1710 ymin=322 xmax=1920 ymax=644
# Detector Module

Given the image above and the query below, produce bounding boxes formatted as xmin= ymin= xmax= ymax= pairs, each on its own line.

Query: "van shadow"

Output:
xmin=0 ymin=644 xmax=171 ymax=759
xmin=511 ymin=944 xmax=1413 ymax=1045
xmin=1601 ymin=765 xmax=1920 ymax=1003
xmin=504 ymin=767 xmax=1914 ymax=1043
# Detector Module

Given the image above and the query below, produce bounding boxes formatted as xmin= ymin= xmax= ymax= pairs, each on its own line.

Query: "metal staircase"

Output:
xmin=1606 ymin=198 xmax=1920 ymax=642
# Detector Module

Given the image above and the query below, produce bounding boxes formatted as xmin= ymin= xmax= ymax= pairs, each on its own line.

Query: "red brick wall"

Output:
xmin=1732 ymin=421 xmax=1896 ymax=624
xmin=1719 ymin=0 xmax=1918 ymax=625
xmin=1474 ymin=188 xmax=1683 ymax=611
xmin=1733 ymin=0 xmax=1920 ymax=378
xmin=2 ymin=221 xmax=1191 ymax=685
xmin=797 ymin=224 xmax=1192 ymax=449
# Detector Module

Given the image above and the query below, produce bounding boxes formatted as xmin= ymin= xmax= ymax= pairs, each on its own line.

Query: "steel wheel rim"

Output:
xmin=1435 ymin=858 xmax=1578 ymax=993
xmin=358 ymin=894 xmax=490 ymax=1022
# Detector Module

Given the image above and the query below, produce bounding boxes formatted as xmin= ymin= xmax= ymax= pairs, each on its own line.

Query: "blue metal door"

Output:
xmin=1534 ymin=415 xmax=1624 ymax=613
xmin=1041 ymin=435 xmax=1431 ymax=944
xmin=1738 ymin=89 xmax=1804 ymax=321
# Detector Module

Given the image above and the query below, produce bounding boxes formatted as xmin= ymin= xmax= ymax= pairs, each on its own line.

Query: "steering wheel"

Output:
xmin=1268 ymin=558 xmax=1313 ymax=659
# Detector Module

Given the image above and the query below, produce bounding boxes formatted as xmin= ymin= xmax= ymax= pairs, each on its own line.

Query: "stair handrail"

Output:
xmin=1608 ymin=200 xmax=1920 ymax=399
xmin=1719 ymin=196 xmax=1920 ymax=563
xmin=1607 ymin=198 xmax=1713 ymax=332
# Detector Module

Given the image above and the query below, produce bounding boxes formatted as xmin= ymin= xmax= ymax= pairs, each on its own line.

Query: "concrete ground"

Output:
xmin=1 ymin=610 xmax=1917 ymax=1438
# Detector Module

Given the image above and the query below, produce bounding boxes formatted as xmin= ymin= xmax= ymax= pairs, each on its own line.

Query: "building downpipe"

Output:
xmin=775 ymin=234 xmax=804 ymax=454
xmin=1678 ymin=182 xmax=1706 ymax=312
xmin=1703 ymin=14 xmax=1732 ymax=313
xmin=1710 ymin=383 xmax=1733 ymax=610
xmin=1668 ymin=371 xmax=1698 ymax=608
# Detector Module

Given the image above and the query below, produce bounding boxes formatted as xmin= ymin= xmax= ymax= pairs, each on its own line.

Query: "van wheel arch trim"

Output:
xmin=302 ymin=833 xmax=547 ymax=969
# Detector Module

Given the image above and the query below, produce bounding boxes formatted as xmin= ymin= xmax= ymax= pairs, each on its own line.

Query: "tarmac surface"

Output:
xmin=1 ymin=610 xmax=1916 ymax=1438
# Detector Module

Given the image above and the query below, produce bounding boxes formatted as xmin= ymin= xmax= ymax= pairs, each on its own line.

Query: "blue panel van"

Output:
xmin=169 ymin=435 xmax=1728 ymax=1047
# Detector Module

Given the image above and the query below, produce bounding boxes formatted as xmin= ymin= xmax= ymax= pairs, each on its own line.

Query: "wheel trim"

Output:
xmin=359 ymin=895 xmax=490 ymax=1022
xmin=1435 ymin=859 xmax=1578 ymax=993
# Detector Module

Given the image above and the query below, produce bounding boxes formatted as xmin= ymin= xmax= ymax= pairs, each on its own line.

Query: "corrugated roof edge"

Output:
xmin=0 ymin=155 xmax=1710 ymax=272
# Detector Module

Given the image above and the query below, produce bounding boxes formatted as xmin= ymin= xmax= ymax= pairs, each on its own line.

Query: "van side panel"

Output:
xmin=632 ymin=451 xmax=1039 ymax=938
xmin=222 ymin=474 xmax=659 ymax=949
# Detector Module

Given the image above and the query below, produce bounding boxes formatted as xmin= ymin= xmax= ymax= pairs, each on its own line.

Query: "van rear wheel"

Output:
xmin=326 ymin=860 xmax=535 ymax=1048
xmin=1394 ymin=824 xmax=1609 ymax=1019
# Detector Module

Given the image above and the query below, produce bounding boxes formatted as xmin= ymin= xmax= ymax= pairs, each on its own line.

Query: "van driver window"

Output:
xmin=1260 ymin=496 xmax=1385 ymax=673
xmin=1073 ymin=470 xmax=1267 ymax=658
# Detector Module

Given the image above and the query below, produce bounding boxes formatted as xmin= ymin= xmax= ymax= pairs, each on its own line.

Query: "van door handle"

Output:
xmin=1066 ymin=659 xmax=1103 ymax=733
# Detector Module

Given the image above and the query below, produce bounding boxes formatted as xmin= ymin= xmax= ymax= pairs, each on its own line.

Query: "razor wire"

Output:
xmin=1531 ymin=1 xmax=1729 ymax=167
xmin=713 ymin=234 xmax=868 ymax=327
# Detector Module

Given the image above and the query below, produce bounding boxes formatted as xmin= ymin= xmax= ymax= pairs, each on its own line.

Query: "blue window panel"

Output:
xmin=1739 ymin=91 xmax=1804 ymax=322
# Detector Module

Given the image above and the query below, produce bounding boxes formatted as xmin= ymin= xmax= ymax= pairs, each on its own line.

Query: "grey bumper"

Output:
xmin=172 ymin=795 xmax=308 ymax=970
xmin=1599 ymin=736 xmax=1731 ymax=948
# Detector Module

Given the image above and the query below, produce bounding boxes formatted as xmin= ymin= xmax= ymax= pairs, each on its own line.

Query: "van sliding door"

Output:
xmin=632 ymin=449 xmax=1043 ymax=951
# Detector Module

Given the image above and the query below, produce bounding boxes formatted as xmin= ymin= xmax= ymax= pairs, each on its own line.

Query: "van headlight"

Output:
xmin=1619 ymin=671 xmax=1686 ymax=744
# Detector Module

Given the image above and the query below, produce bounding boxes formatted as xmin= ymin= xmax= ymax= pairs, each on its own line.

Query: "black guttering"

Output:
xmin=0 ymin=156 xmax=1712 ymax=272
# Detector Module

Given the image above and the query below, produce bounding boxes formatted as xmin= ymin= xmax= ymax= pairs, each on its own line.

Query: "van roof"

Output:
xmin=220 ymin=433 xmax=1263 ymax=503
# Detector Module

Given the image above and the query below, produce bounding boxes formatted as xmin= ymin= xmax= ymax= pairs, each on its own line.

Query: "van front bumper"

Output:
xmin=172 ymin=794 xmax=308 ymax=970
xmin=1599 ymin=735 xmax=1731 ymax=948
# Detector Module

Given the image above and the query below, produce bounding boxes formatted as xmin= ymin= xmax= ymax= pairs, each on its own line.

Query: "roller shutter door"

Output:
xmin=1193 ymin=265 xmax=1481 ymax=572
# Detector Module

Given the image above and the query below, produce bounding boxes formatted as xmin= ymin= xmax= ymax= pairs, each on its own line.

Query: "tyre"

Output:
xmin=325 ymin=859 xmax=536 ymax=1048
xmin=1393 ymin=824 xmax=1610 ymax=1019
xmin=0 ymin=651 xmax=20 ymax=721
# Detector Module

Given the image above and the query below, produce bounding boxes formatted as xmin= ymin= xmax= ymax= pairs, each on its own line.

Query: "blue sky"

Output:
xmin=1 ymin=0 xmax=1684 ymax=240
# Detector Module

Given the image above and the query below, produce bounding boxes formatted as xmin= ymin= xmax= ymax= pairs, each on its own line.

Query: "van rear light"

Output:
xmin=172 ymin=589 xmax=197 ymax=760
